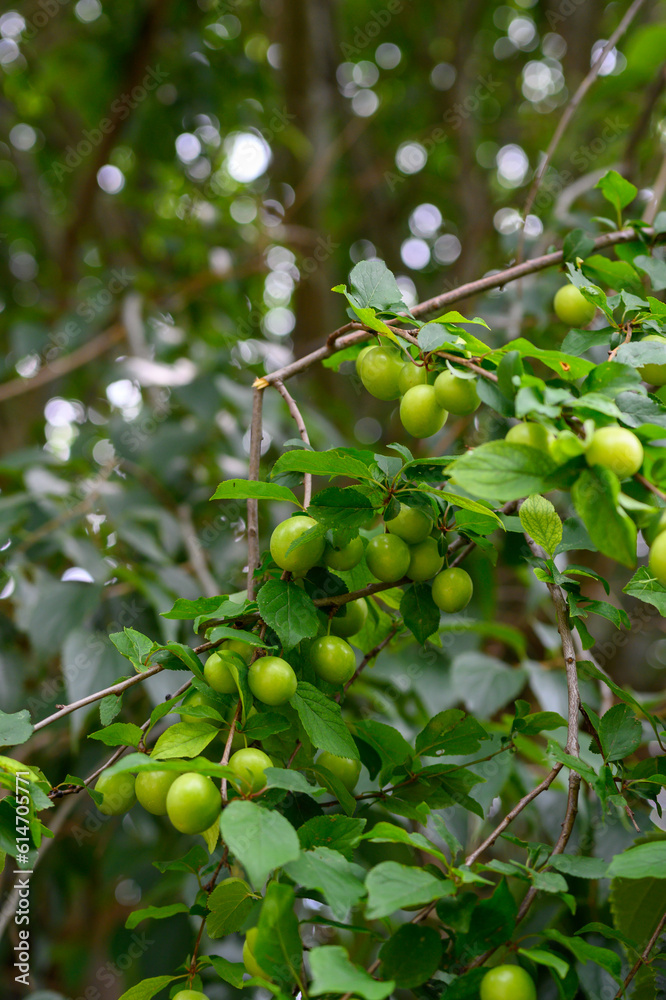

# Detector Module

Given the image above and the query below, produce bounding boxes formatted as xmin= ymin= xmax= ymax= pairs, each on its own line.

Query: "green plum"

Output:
xmin=135 ymin=770 xmax=178 ymax=816
xmin=505 ymin=422 xmax=551 ymax=451
xmin=95 ymin=771 xmax=136 ymax=816
xmin=228 ymin=747 xmax=273 ymax=793
xmin=553 ymin=284 xmax=596 ymax=327
xmin=387 ymin=504 xmax=432 ymax=544
xmin=317 ymin=751 xmax=362 ymax=792
xmin=585 ymin=426 xmax=643 ymax=478
xmin=398 ymin=362 xmax=429 ymax=394
xmin=432 ymin=567 xmax=473 ymax=612
xmin=310 ymin=635 xmax=356 ymax=684
xmin=355 ymin=343 xmax=375 ymax=375
xmin=323 ymin=534 xmax=364 ymax=571
xmin=638 ymin=334 xmax=666 ymax=385
xmin=330 ymin=597 xmax=368 ymax=637
xmin=649 ymin=531 xmax=666 ymax=587
xmin=203 ymin=650 xmax=243 ymax=694
xmin=399 ymin=385 xmax=446 ymax=437
xmin=406 ymin=537 xmax=445 ymax=581
xmin=358 ymin=346 xmax=404 ymax=400
xmin=433 ymin=370 xmax=480 ymax=415
xmin=480 ymin=965 xmax=536 ymax=1000
xmin=219 ymin=638 xmax=253 ymax=663
xmin=270 ymin=516 xmax=324 ymax=573
xmin=248 ymin=656 xmax=298 ymax=705
xmin=166 ymin=772 xmax=221 ymax=834
xmin=366 ymin=534 xmax=411 ymax=582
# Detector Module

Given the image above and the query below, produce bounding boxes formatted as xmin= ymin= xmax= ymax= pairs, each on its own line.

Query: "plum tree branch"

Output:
xmin=273 ymin=379 xmax=313 ymax=506
xmin=33 ymin=664 xmax=165 ymax=733
xmin=246 ymin=386 xmax=265 ymax=600
xmin=517 ymin=0 xmax=649 ymax=262
xmin=613 ymin=910 xmax=666 ymax=998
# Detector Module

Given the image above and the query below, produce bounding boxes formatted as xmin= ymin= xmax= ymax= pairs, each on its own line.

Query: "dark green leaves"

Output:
xmin=607 ymin=842 xmax=666 ymax=880
xmin=257 ymin=579 xmax=319 ymax=650
xmin=308 ymin=486 xmax=377 ymax=528
xmin=207 ymin=878 xmax=258 ymax=938
xmin=415 ymin=709 xmax=488 ymax=757
xmin=598 ymin=704 xmax=642 ymax=761
xmin=400 ymin=583 xmax=439 ymax=644
xmin=89 ymin=723 xmax=144 ymax=748
xmin=290 ymin=682 xmax=359 ymax=759
xmin=365 ymin=862 xmax=454 ymax=918
xmin=253 ymin=882 xmax=304 ymax=987
xmin=309 ymin=945 xmax=394 ymax=1000
xmin=449 ymin=441 xmax=559 ymax=502
xmin=284 ymin=847 xmax=366 ymax=920
xmin=379 ymin=924 xmax=442 ymax=988
xmin=272 ymin=447 xmax=376 ymax=482
xmin=571 ymin=467 xmax=637 ymax=567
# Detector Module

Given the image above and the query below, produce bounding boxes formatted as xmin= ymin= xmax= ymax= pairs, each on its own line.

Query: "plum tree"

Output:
xmin=165 ymin=773 xmax=221 ymax=834
xmin=248 ymin=656 xmax=298 ymax=705
xmin=270 ymin=516 xmax=325 ymax=573
xmin=399 ymin=384 xmax=446 ymax=437
xmin=585 ymin=426 xmax=643 ymax=478
xmin=553 ymin=283 xmax=596 ymax=326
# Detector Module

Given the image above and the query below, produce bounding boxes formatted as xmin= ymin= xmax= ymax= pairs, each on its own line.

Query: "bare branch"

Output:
xmin=177 ymin=504 xmax=219 ymax=598
xmin=246 ymin=386 xmax=265 ymax=600
xmin=273 ymin=379 xmax=313 ymax=506
xmin=33 ymin=664 xmax=165 ymax=733
xmin=614 ymin=910 xmax=666 ymax=998
xmin=518 ymin=0 xmax=649 ymax=261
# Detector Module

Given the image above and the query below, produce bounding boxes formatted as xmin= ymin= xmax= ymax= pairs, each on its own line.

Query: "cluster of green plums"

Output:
xmin=355 ymin=342 xmax=481 ymax=438
xmin=505 ymin=420 xmax=646 ymax=480
xmin=270 ymin=507 xmax=474 ymax=615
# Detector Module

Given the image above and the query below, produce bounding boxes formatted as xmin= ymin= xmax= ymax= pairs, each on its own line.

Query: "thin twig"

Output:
xmin=273 ymin=379 xmax=313 ymax=506
xmin=220 ymin=699 xmax=241 ymax=803
xmin=518 ymin=0 xmax=649 ymax=262
xmin=177 ymin=504 xmax=219 ymax=598
xmin=614 ymin=910 xmax=666 ymax=998
xmin=246 ymin=387 xmax=265 ymax=600
xmin=340 ymin=626 xmax=399 ymax=698
xmin=33 ymin=664 xmax=165 ymax=732
xmin=643 ymin=148 xmax=666 ymax=224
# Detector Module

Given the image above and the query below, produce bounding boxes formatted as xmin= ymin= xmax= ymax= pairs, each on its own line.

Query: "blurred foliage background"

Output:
xmin=2 ymin=0 xmax=666 ymax=997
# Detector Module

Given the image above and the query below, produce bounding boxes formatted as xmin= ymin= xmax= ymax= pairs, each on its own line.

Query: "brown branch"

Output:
xmin=0 ymin=323 xmax=126 ymax=404
xmin=273 ymin=379 xmax=313 ymax=506
xmin=220 ymin=699 xmax=241 ymax=803
xmin=177 ymin=504 xmax=219 ymax=598
xmin=340 ymin=625 xmax=399 ymax=698
xmin=33 ymin=664 xmax=165 ymax=733
xmin=614 ymin=910 xmax=666 ymax=998
xmin=518 ymin=0 xmax=649 ymax=261
xmin=246 ymin=387 xmax=265 ymax=600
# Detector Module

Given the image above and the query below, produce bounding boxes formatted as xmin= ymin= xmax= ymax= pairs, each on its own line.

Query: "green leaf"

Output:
xmin=207 ymin=877 xmax=258 ymax=938
xmin=116 ymin=976 xmax=178 ymax=1000
xmin=379 ymin=924 xmax=443 ymax=988
xmin=449 ymin=441 xmax=559 ymax=502
xmin=109 ymin=629 xmax=160 ymax=672
xmin=150 ymin=722 xmax=219 ymax=760
xmin=219 ymin=800 xmax=300 ymax=888
xmin=400 ymin=583 xmax=440 ymax=644
xmin=634 ymin=253 xmax=666 ymax=290
xmin=489 ymin=338 xmax=594 ymax=380
xmin=451 ymin=652 xmax=528 ymax=717
xmin=125 ymin=903 xmax=190 ymax=929
xmin=348 ymin=259 xmax=405 ymax=311
xmin=210 ymin=479 xmax=301 ymax=504
xmin=571 ymin=467 xmax=637 ymax=568
xmin=595 ymin=169 xmax=637 ymax=218
xmin=309 ymin=945 xmax=395 ymax=1000
xmin=272 ymin=448 xmax=375 ymax=482
xmin=518 ymin=948 xmax=569 ymax=979
xmin=519 ymin=494 xmax=562 ymax=555
xmin=546 ymin=929 xmax=622 ymax=982
xmin=599 ymin=703 xmax=642 ymax=762
xmin=99 ymin=694 xmax=122 ymax=726
xmin=257 ymin=580 xmax=319 ymax=650
xmin=562 ymin=228 xmax=596 ymax=262
xmin=290 ymin=682 xmax=359 ymax=759
xmin=206 ymin=956 xmax=247 ymax=989
xmin=415 ymin=710 xmax=488 ymax=757
xmin=460 ymin=878 xmax=517 ymax=958
xmin=365 ymin=861 xmax=454 ymax=919
xmin=362 ymin=821 xmax=449 ymax=865
xmin=284 ymin=847 xmax=366 ymax=920
xmin=583 ymin=255 xmax=644 ymax=297
xmin=549 ymin=855 xmax=609 ymax=879
xmin=153 ymin=844 xmax=209 ymax=873
xmin=353 ymin=719 xmax=413 ymax=780
xmin=163 ymin=641 xmax=206 ymax=680
xmin=254 ymin=882 xmax=304 ymax=987
xmin=577 ymin=660 xmax=663 ymax=747
xmin=263 ymin=767 xmax=324 ymax=799
xmin=623 ymin=566 xmax=666 ymax=614
xmin=297 ymin=815 xmax=367 ymax=860
xmin=308 ymin=487 xmax=377 ymax=528
xmin=611 ymin=876 xmax=666 ymax=953
xmin=608 ymin=842 xmax=666 ymax=879
xmin=0 ymin=709 xmax=33 ymax=748
xmin=89 ymin=723 xmax=144 ymax=748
